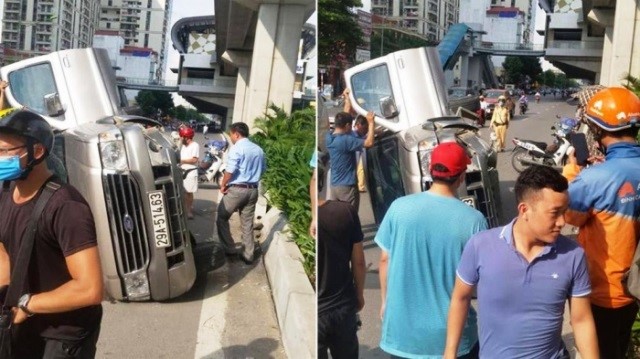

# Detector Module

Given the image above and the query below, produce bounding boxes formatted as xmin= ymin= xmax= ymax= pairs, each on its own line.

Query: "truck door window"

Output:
xmin=8 ymin=63 xmax=58 ymax=115
xmin=351 ymin=65 xmax=395 ymax=121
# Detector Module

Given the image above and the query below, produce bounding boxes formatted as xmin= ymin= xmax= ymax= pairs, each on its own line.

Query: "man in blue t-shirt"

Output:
xmin=445 ymin=165 xmax=598 ymax=359
xmin=325 ymin=111 xmax=374 ymax=211
xmin=375 ymin=142 xmax=487 ymax=358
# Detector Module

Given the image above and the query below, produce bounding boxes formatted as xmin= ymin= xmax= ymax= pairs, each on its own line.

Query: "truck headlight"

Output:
xmin=418 ymin=140 xmax=435 ymax=177
xmin=123 ymin=270 xmax=150 ymax=301
xmin=99 ymin=131 xmax=128 ymax=171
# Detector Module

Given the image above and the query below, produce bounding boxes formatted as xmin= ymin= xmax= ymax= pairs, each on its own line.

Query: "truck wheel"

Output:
xmin=193 ymin=240 xmax=226 ymax=273
xmin=511 ymin=148 xmax=530 ymax=173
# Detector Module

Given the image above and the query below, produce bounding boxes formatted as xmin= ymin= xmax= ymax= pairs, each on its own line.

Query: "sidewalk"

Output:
xmin=189 ymin=186 xmax=286 ymax=358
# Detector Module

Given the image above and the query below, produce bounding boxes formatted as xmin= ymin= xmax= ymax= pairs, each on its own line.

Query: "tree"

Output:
xmin=169 ymin=105 xmax=208 ymax=123
xmin=502 ymin=56 xmax=542 ymax=85
xmin=622 ymin=73 xmax=640 ymax=98
xmin=318 ymin=0 xmax=364 ymax=66
xmin=537 ymin=70 xmax=556 ymax=87
xmin=135 ymin=90 xmax=174 ymax=118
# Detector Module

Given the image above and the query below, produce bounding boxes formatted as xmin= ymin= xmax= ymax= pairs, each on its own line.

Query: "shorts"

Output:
xmin=183 ymin=169 xmax=198 ymax=193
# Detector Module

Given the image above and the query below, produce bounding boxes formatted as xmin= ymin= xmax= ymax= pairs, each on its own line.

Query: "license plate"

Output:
xmin=148 ymin=191 xmax=170 ymax=248
xmin=461 ymin=195 xmax=477 ymax=209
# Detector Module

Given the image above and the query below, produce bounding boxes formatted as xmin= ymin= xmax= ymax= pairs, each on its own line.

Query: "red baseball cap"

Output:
xmin=429 ymin=142 xmax=471 ymax=177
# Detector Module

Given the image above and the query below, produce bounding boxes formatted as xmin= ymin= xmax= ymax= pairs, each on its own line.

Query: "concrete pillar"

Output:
xmin=599 ymin=27 xmax=614 ymax=85
xmin=600 ymin=0 xmax=639 ymax=86
xmin=459 ymin=55 xmax=469 ymax=88
xmin=241 ymin=3 xmax=305 ymax=130
xmin=232 ymin=67 xmax=250 ymax=127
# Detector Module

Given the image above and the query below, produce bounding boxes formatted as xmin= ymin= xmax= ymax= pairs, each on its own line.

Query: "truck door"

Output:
xmin=0 ymin=54 xmax=76 ymax=130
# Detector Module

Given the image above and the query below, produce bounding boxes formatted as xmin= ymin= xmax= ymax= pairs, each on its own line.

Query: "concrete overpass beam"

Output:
xmin=587 ymin=8 xmax=614 ymax=28
xmin=599 ymin=0 xmax=639 ymax=86
xmin=240 ymin=3 xmax=306 ymax=129
xmin=222 ymin=50 xmax=253 ymax=68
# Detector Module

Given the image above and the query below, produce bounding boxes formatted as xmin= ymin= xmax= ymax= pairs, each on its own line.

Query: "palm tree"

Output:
xmin=622 ymin=73 xmax=640 ymax=98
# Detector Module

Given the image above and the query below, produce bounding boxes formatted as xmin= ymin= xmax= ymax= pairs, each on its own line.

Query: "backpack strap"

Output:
xmin=3 ymin=178 xmax=61 ymax=307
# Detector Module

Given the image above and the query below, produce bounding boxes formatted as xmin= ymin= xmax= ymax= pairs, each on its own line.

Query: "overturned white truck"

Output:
xmin=1 ymin=48 xmax=196 ymax=301
xmin=344 ymin=47 xmax=502 ymax=227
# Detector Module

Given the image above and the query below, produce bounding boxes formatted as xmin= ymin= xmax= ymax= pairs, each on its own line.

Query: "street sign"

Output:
xmin=356 ymin=49 xmax=370 ymax=63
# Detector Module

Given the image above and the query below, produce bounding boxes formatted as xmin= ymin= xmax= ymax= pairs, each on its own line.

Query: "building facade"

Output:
xmin=370 ymin=0 xmax=459 ymax=42
xmin=1 ymin=0 xmax=100 ymax=62
xmin=97 ymin=0 xmax=171 ymax=73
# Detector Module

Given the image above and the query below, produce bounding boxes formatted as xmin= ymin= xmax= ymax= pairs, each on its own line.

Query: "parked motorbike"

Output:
xmin=510 ymin=118 xmax=578 ymax=173
xmin=198 ymin=139 xmax=227 ymax=185
xmin=519 ymin=102 xmax=528 ymax=115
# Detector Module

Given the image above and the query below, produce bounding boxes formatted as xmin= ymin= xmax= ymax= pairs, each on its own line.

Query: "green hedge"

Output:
xmin=251 ymin=105 xmax=316 ymax=277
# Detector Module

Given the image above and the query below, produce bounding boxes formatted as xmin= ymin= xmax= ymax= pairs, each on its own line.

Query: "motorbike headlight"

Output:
xmin=99 ymin=132 xmax=128 ymax=171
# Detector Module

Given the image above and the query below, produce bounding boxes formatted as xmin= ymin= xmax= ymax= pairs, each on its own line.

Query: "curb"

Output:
xmin=260 ymin=206 xmax=315 ymax=359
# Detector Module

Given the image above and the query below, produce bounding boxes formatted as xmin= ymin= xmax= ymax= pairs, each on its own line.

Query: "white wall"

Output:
xmin=93 ymin=35 xmax=125 ymax=66
xmin=483 ymin=16 xmax=523 ymax=44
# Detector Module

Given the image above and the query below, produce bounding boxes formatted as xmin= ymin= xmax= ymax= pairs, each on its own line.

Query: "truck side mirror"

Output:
xmin=379 ymin=96 xmax=399 ymax=119
xmin=44 ymin=93 xmax=65 ymax=117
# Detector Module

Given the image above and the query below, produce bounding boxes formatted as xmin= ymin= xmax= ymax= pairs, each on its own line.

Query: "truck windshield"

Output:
xmin=8 ymin=63 xmax=58 ymax=115
xmin=351 ymin=64 xmax=395 ymax=120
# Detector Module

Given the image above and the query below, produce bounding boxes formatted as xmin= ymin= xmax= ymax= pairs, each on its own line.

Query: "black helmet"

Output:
xmin=0 ymin=108 xmax=54 ymax=156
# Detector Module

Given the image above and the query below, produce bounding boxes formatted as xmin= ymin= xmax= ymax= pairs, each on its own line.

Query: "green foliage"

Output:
xmin=135 ymin=90 xmax=174 ymax=118
xmin=622 ymin=73 xmax=640 ymax=98
xmin=250 ymin=105 xmax=316 ymax=277
xmin=169 ymin=105 xmax=208 ymax=123
xmin=370 ymin=28 xmax=435 ymax=58
xmin=319 ymin=0 xmax=364 ymax=66
xmin=628 ymin=314 xmax=640 ymax=357
xmin=502 ymin=56 xmax=542 ymax=85
xmin=537 ymin=70 xmax=557 ymax=87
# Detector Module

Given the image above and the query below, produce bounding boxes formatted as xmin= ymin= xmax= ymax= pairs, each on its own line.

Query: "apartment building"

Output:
xmin=97 ymin=0 xmax=172 ymax=73
xmin=370 ymin=0 xmax=459 ymax=42
xmin=1 ymin=0 xmax=100 ymax=61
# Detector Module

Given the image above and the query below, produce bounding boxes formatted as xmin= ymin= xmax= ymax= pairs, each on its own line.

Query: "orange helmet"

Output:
xmin=179 ymin=126 xmax=195 ymax=139
xmin=584 ymin=87 xmax=640 ymax=131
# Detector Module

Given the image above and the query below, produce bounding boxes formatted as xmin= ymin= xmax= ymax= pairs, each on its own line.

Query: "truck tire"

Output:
xmin=192 ymin=239 xmax=226 ymax=273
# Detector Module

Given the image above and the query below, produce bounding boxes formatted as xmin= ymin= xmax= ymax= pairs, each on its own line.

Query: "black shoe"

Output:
xmin=240 ymin=255 xmax=256 ymax=265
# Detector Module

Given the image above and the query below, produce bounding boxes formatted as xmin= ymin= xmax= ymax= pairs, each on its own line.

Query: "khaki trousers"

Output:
xmin=494 ymin=125 xmax=507 ymax=150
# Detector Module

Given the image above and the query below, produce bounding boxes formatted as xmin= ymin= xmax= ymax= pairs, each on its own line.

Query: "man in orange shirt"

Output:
xmin=563 ymin=87 xmax=640 ymax=359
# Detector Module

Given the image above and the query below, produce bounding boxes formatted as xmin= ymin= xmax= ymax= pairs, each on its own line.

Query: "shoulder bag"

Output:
xmin=0 ymin=179 xmax=61 ymax=359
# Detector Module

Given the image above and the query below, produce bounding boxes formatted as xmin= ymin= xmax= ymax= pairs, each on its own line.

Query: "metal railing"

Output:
xmin=474 ymin=42 xmax=545 ymax=52
xmin=117 ymin=77 xmax=178 ymax=87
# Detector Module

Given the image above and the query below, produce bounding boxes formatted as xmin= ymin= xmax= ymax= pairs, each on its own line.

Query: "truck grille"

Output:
xmin=104 ymin=173 xmax=150 ymax=275
xmin=153 ymin=165 xmax=187 ymax=268
xmin=465 ymin=171 xmax=500 ymax=227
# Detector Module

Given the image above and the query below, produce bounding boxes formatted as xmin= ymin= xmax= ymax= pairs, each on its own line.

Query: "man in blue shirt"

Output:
xmin=325 ymin=111 xmax=374 ymax=210
xmin=445 ymin=165 xmax=598 ymax=359
xmin=375 ymin=142 xmax=487 ymax=358
xmin=217 ymin=122 xmax=266 ymax=264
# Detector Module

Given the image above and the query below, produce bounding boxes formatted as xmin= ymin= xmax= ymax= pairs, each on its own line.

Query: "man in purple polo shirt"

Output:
xmin=444 ymin=165 xmax=599 ymax=359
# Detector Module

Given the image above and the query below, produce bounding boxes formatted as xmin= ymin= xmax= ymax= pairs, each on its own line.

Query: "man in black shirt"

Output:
xmin=318 ymin=199 xmax=366 ymax=358
xmin=0 ymin=110 xmax=103 ymax=358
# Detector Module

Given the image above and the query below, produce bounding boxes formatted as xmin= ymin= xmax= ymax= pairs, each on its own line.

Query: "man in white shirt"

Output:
xmin=179 ymin=126 xmax=200 ymax=219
